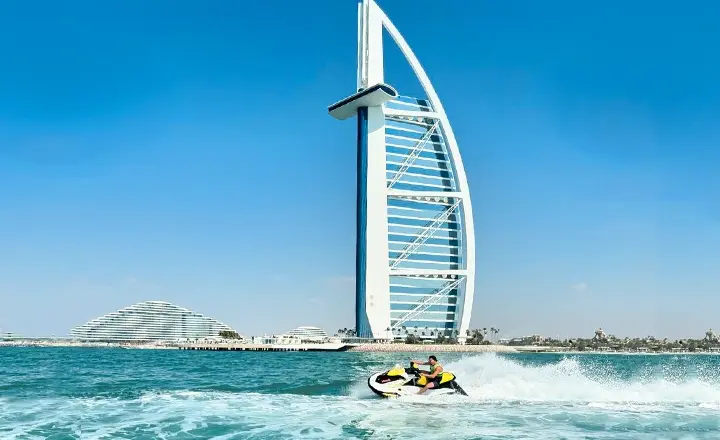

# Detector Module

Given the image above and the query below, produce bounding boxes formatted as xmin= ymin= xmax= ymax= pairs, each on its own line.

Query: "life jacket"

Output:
xmin=419 ymin=363 xmax=455 ymax=386
xmin=426 ymin=363 xmax=446 ymax=384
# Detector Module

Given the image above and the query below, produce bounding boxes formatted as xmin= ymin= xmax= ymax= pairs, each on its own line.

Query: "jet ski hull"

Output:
xmin=367 ymin=369 xmax=468 ymax=398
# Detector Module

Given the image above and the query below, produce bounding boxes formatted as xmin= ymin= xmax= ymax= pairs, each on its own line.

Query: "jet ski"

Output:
xmin=367 ymin=362 xmax=468 ymax=398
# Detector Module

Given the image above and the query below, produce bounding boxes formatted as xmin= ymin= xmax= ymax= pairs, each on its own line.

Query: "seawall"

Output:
xmin=348 ymin=343 xmax=517 ymax=353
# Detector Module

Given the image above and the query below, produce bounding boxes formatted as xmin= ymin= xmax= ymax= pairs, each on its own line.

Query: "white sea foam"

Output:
xmin=445 ymin=353 xmax=720 ymax=406
xmin=2 ymin=354 xmax=720 ymax=439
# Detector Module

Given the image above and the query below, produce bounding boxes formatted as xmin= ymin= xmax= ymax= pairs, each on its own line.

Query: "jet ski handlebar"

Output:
xmin=405 ymin=362 xmax=422 ymax=374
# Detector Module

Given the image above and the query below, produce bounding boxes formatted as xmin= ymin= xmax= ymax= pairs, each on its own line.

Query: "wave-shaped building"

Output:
xmin=328 ymin=0 xmax=475 ymax=341
xmin=283 ymin=326 xmax=328 ymax=342
xmin=70 ymin=300 xmax=235 ymax=341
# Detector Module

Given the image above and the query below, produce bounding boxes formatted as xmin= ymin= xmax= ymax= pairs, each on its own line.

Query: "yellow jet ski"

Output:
xmin=367 ymin=362 xmax=468 ymax=398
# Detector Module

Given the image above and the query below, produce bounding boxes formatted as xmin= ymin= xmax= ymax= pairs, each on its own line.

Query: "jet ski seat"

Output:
xmin=416 ymin=371 xmax=456 ymax=386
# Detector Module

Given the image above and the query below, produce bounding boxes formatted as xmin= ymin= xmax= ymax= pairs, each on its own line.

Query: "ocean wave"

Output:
xmin=443 ymin=353 xmax=720 ymax=405
xmin=2 ymin=386 xmax=720 ymax=439
xmin=3 ymin=352 xmax=720 ymax=439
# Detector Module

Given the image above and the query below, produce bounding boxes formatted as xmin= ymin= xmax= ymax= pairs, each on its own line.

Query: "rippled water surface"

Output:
xmin=2 ymin=347 xmax=720 ymax=439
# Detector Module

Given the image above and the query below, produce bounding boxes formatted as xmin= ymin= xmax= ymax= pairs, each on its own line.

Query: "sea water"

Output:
xmin=1 ymin=348 xmax=720 ymax=439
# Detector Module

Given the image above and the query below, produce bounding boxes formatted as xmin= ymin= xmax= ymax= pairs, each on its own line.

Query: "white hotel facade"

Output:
xmin=70 ymin=300 xmax=235 ymax=341
xmin=328 ymin=0 xmax=476 ymax=340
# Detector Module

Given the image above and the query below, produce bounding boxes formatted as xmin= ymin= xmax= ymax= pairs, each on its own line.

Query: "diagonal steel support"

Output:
xmin=391 ymin=277 xmax=464 ymax=330
xmin=389 ymin=198 xmax=461 ymax=269
xmin=387 ymin=120 xmax=440 ymax=189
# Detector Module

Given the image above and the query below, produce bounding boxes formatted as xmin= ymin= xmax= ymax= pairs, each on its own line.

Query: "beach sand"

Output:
xmin=348 ymin=343 xmax=517 ymax=353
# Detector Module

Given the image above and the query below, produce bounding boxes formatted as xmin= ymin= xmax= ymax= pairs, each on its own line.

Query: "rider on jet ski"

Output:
xmin=410 ymin=355 xmax=443 ymax=394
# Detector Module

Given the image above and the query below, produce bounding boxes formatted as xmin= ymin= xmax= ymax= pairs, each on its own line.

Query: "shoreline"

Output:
xmin=2 ymin=340 xmax=720 ymax=355
xmin=348 ymin=343 xmax=516 ymax=353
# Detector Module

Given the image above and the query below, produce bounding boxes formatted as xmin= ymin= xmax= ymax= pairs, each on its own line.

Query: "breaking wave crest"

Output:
xmin=444 ymin=353 xmax=720 ymax=404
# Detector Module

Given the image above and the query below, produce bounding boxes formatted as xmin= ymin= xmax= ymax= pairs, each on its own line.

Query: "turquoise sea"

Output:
xmin=2 ymin=348 xmax=720 ymax=439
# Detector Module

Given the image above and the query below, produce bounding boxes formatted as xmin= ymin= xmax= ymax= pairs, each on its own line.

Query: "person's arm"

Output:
xmin=411 ymin=360 xmax=427 ymax=366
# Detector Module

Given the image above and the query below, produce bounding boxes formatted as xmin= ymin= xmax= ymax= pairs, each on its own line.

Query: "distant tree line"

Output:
xmin=540 ymin=336 xmax=720 ymax=352
xmin=510 ymin=329 xmax=720 ymax=351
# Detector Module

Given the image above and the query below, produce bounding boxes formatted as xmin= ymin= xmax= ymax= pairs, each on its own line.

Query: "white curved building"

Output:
xmin=70 ymin=300 xmax=235 ymax=341
xmin=283 ymin=326 xmax=328 ymax=342
xmin=328 ymin=0 xmax=475 ymax=341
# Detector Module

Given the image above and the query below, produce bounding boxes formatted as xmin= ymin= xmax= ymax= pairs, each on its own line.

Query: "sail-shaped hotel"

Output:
xmin=328 ymin=0 xmax=475 ymax=341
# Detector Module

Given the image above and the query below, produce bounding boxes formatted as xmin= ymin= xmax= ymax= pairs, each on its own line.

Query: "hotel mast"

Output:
xmin=328 ymin=0 xmax=476 ymax=342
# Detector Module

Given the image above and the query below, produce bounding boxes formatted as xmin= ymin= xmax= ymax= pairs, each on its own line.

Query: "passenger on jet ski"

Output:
xmin=410 ymin=355 xmax=443 ymax=394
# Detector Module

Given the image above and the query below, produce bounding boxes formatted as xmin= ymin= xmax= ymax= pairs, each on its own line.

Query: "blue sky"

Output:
xmin=1 ymin=0 xmax=718 ymax=339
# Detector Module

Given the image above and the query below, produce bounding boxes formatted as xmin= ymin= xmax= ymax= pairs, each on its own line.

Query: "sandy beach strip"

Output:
xmin=348 ymin=343 xmax=517 ymax=353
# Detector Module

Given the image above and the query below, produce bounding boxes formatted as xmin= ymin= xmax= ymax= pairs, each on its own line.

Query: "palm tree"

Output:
xmin=466 ymin=328 xmax=484 ymax=345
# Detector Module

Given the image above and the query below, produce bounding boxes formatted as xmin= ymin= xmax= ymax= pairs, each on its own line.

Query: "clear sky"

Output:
xmin=1 ymin=0 xmax=719 ymax=340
